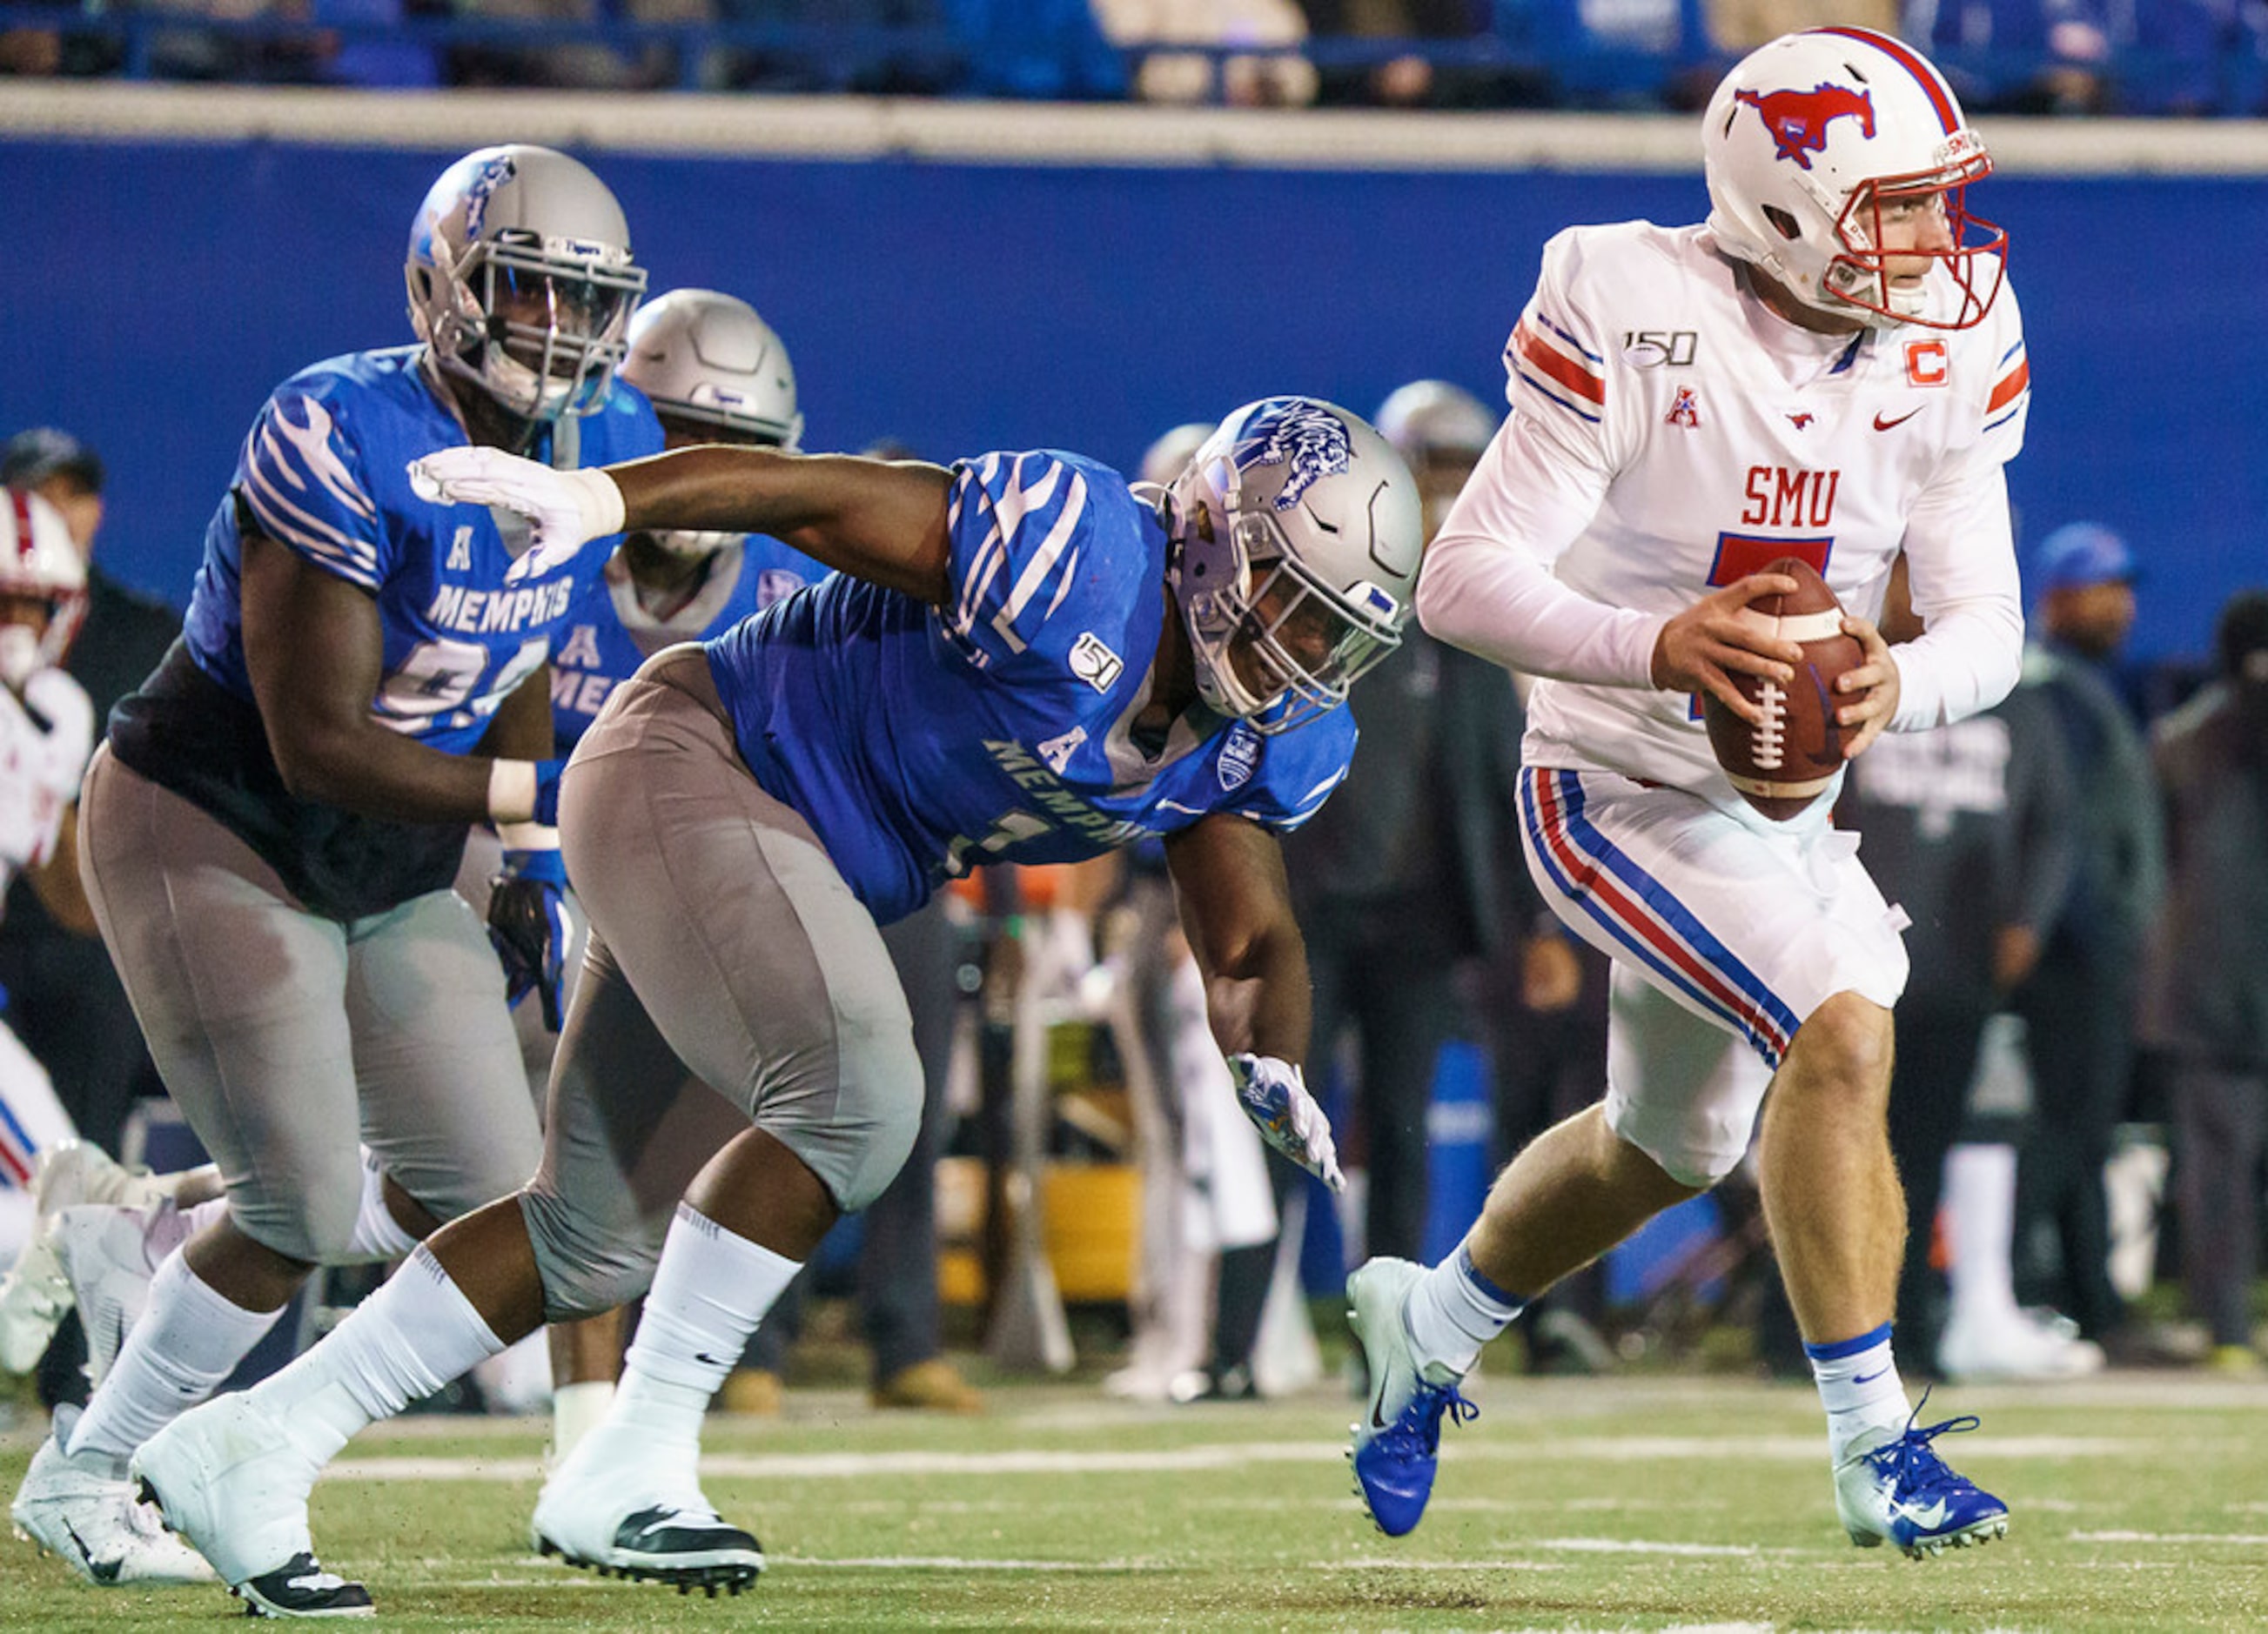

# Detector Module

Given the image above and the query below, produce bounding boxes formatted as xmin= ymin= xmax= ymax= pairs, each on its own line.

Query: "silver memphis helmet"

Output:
xmin=1166 ymin=397 xmax=1423 ymax=736
xmin=623 ymin=288 xmax=803 ymax=450
xmin=1137 ymin=421 xmax=1216 ymax=488
xmin=406 ymin=144 xmax=648 ymax=421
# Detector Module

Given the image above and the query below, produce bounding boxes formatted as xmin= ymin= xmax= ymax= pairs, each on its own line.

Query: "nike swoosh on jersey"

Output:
xmin=1872 ymin=407 xmax=1923 ymax=431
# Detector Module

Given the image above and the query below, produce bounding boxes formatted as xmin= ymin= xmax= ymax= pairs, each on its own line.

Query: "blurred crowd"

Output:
xmin=5 ymin=0 xmax=2267 ymax=116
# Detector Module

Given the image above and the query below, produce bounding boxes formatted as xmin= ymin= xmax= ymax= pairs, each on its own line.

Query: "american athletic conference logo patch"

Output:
xmin=1734 ymin=83 xmax=1875 ymax=169
xmin=1231 ymin=400 xmax=1352 ymax=512
xmin=1217 ymin=722 xmax=1261 ymax=793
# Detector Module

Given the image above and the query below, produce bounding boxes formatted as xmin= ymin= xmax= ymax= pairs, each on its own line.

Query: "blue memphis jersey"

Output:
xmin=180 ymin=347 xmax=663 ymax=757
xmin=705 ymin=450 xmax=1359 ymax=925
xmin=548 ymin=534 xmax=822 ymax=753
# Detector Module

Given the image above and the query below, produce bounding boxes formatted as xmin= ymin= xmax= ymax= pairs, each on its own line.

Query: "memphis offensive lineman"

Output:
xmin=9 ymin=145 xmax=661 ymax=1610
xmin=1347 ymin=28 xmax=2029 ymax=1557
xmin=0 ymin=491 xmax=95 ymax=1269
xmin=130 ymin=396 xmax=1420 ymax=1611
xmin=457 ymin=286 xmax=823 ymax=1452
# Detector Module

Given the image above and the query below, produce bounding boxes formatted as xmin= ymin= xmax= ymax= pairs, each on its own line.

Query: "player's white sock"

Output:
xmin=67 ymin=1252 xmax=282 ymax=1469
xmin=550 ymin=1379 xmax=614 ymax=1463
xmin=1805 ymin=1321 xmax=1908 ymax=1462
xmin=346 ymin=1149 xmax=421 ymax=1262
xmin=1403 ymin=1241 xmax=1526 ymax=1378
xmin=603 ymin=1205 xmax=802 ymax=1450
xmin=1943 ymin=1142 xmax=2021 ymax=1324
xmin=243 ymin=1245 xmax=503 ymax=1463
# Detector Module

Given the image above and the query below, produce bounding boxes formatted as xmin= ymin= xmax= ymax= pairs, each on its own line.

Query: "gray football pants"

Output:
xmin=520 ymin=649 xmax=924 ymax=1321
xmin=76 ymin=745 xmax=543 ymax=1263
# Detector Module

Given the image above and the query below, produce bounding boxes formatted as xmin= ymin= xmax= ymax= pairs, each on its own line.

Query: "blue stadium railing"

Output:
xmin=3 ymin=3 xmax=2262 ymax=114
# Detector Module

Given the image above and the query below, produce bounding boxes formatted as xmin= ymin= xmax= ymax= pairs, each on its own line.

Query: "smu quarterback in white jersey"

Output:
xmin=1425 ymin=222 xmax=2030 ymax=804
xmin=705 ymin=449 xmax=1357 ymax=926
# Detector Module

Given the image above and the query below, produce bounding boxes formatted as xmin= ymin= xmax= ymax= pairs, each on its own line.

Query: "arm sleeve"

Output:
xmin=1887 ymin=459 xmax=2025 ymax=731
xmin=937 ymin=451 xmax=1097 ymax=672
xmin=1415 ymin=231 xmax=1666 ymax=689
xmin=234 ymin=390 xmax=388 ymax=590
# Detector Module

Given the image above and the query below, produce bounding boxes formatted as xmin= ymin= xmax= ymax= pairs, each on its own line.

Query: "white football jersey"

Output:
xmin=0 ymin=666 xmax=96 ymax=894
xmin=1428 ymin=220 xmax=2029 ymax=803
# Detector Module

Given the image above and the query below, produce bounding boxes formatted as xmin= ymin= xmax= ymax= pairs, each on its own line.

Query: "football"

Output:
xmin=1701 ymin=556 xmax=1865 ymax=821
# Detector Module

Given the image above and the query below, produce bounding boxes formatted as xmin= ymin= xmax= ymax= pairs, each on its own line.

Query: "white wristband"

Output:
xmin=486 ymin=759 xmax=539 ymax=824
xmin=564 ymin=466 xmax=627 ymax=539
xmin=497 ymin=820 xmax=560 ymax=853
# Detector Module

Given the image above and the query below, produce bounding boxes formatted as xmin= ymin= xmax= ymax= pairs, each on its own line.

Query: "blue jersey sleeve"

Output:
xmin=939 ymin=451 xmax=1115 ymax=673
xmin=234 ymin=387 xmax=388 ymax=592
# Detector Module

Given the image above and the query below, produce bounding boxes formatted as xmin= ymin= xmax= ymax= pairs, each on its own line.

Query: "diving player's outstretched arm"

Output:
xmin=240 ymin=532 xmax=512 ymax=823
xmin=1165 ymin=813 xmax=1343 ymax=1190
xmin=413 ymin=444 xmax=956 ymax=606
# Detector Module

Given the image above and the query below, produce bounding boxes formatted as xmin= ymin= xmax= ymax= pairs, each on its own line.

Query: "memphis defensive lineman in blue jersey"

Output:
xmin=9 ymin=144 xmax=658 ymax=1615
xmin=711 ymin=445 xmax=1359 ymax=923
xmin=132 ymin=396 xmax=1426 ymax=1611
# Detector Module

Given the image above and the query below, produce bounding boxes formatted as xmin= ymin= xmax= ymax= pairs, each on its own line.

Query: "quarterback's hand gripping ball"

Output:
xmin=1225 ymin=1053 xmax=1345 ymax=1192
xmin=407 ymin=447 xmax=627 ymax=583
xmin=1702 ymin=556 xmax=1865 ymax=820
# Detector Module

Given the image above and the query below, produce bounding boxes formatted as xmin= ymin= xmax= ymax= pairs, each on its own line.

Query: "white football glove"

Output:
xmin=406 ymin=446 xmax=627 ymax=584
xmin=1225 ymin=1053 xmax=1345 ymax=1192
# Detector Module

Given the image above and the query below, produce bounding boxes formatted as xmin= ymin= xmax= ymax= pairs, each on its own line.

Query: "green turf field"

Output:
xmin=6 ymin=1369 xmax=2266 ymax=1631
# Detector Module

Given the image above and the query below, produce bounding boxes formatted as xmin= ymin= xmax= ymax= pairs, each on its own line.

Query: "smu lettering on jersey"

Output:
xmin=181 ymin=347 xmax=663 ymax=756
xmin=705 ymin=450 xmax=1357 ymax=925
xmin=1504 ymin=221 xmax=2027 ymax=798
xmin=549 ymin=533 xmax=821 ymax=753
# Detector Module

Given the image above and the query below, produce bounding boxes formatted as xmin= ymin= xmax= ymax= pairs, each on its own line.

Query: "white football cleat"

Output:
xmin=1345 ymin=1257 xmax=1478 ymax=1539
xmin=530 ymin=1419 xmax=762 ymax=1597
xmin=130 ymin=1392 xmax=372 ymax=1617
xmin=55 ymin=1197 xmax=191 ymax=1389
xmin=10 ymin=1408 xmax=218 ymax=1586
xmin=1834 ymin=1405 xmax=2010 ymax=1558
xmin=0 ymin=1142 xmax=169 ymax=1373
xmin=1936 ymin=1307 xmax=2106 ymax=1383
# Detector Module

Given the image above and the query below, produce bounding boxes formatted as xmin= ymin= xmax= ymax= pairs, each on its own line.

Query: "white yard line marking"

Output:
xmin=328 ymin=1434 xmax=2143 ymax=1483
xmin=2069 ymin=1530 xmax=2268 ymax=1545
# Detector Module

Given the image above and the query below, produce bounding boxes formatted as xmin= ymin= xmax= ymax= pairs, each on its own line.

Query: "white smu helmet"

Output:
xmin=406 ymin=144 xmax=648 ymax=421
xmin=1703 ymin=28 xmax=2003 ymax=331
xmin=623 ymin=289 xmax=803 ymax=450
xmin=0 ymin=487 xmax=89 ymax=688
xmin=1165 ymin=398 xmax=1423 ymax=736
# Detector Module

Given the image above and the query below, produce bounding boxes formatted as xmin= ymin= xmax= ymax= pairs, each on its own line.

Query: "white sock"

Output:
xmin=346 ymin=1150 xmax=421 ymax=1262
xmin=245 ymin=1246 xmax=505 ymax=1465
xmin=68 ymin=1252 xmax=282 ymax=1469
xmin=1805 ymin=1322 xmax=1909 ymax=1462
xmin=600 ymin=1206 xmax=802 ymax=1462
xmin=1402 ymin=1241 xmax=1526 ymax=1379
xmin=1943 ymin=1142 xmax=2020 ymax=1324
xmin=550 ymin=1379 xmax=614 ymax=1463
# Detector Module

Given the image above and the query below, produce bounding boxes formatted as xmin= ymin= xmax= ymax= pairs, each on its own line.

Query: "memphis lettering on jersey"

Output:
xmin=946 ymin=740 xmax=1144 ymax=868
xmin=1741 ymin=466 xmax=1841 ymax=529
xmin=423 ymin=577 xmax=577 ymax=636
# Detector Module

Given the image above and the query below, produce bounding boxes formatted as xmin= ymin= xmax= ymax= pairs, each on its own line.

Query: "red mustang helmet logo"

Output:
xmin=1734 ymin=83 xmax=1875 ymax=170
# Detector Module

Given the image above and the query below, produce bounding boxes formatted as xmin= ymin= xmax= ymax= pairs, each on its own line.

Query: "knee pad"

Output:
xmin=233 ymin=1182 xmax=364 ymax=1266
xmin=755 ymin=1028 xmax=925 ymax=1216
xmin=520 ymin=1187 xmax=664 ymax=1322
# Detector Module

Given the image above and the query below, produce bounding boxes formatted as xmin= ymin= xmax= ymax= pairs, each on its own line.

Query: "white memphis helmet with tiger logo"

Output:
xmin=0 ymin=487 xmax=88 ymax=689
xmin=1703 ymin=27 xmax=2004 ymax=331
xmin=1165 ymin=397 xmax=1422 ymax=735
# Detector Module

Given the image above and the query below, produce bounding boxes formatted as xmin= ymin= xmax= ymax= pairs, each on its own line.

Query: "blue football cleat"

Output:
xmin=1834 ymin=1399 xmax=2010 ymax=1558
xmin=1345 ymin=1258 xmax=1478 ymax=1538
